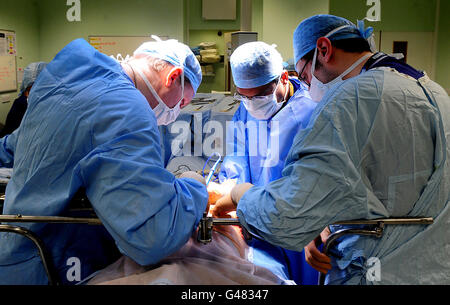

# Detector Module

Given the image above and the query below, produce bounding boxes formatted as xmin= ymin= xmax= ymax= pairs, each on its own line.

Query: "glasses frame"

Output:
xmin=297 ymin=58 xmax=311 ymax=86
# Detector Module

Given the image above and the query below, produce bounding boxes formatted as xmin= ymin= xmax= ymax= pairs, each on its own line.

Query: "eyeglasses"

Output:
xmin=297 ymin=59 xmax=311 ymax=86
xmin=234 ymin=92 xmax=271 ymax=103
xmin=233 ymin=79 xmax=280 ymax=102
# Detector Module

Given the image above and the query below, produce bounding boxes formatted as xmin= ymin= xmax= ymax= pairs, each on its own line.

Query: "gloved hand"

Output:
xmin=304 ymin=227 xmax=332 ymax=274
xmin=210 ymin=183 xmax=253 ymax=217
xmin=207 ymin=179 xmax=237 ymax=205
xmin=179 ymin=171 xmax=206 ymax=186
xmin=207 ymin=183 xmax=223 ymax=205
xmin=210 ymin=193 xmax=234 ymax=218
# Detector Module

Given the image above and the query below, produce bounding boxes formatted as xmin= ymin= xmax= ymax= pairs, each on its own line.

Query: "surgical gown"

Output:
xmin=219 ymin=79 xmax=320 ymax=284
xmin=0 ymin=39 xmax=208 ymax=285
xmin=236 ymin=58 xmax=450 ymax=284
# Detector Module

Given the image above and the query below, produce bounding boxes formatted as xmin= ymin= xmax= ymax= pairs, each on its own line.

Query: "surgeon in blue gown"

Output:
xmin=0 ymin=38 xmax=209 ymax=285
xmin=212 ymin=15 xmax=450 ymax=284
xmin=215 ymin=42 xmax=319 ymax=284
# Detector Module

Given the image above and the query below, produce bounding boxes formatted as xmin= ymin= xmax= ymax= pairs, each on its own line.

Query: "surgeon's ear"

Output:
xmin=316 ymin=37 xmax=333 ymax=63
xmin=165 ymin=67 xmax=183 ymax=88
xmin=280 ymin=70 xmax=289 ymax=84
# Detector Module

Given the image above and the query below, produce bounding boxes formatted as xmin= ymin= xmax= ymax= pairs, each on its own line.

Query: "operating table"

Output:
xmin=0 ymin=201 xmax=433 ymax=285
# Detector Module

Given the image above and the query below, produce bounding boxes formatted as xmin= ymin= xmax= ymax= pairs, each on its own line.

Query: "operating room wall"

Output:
xmin=190 ymin=0 xmax=329 ymax=93
xmin=0 ymin=0 xmax=41 ymax=124
xmin=329 ymin=0 xmax=437 ymax=32
xmin=37 ymin=0 xmax=185 ymax=62
xmin=189 ymin=30 xmax=231 ymax=93
xmin=187 ymin=0 xmax=241 ymax=31
xmin=435 ymin=0 xmax=450 ymax=93
xmin=329 ymin=0 xmax=449 ymax=91
xmin=187 ymin=0 xmax=240 ymax=93
xmin=251 ymin=0 xmax=263 ymax=42
xmin=261 ymin=0 xmax=330 ymax=63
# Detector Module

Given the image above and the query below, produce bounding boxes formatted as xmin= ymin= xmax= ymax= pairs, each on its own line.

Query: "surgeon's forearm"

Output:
xmin=112 ymin=178 xmax=208 ymax=266
xmin=83 ymin=159 xmax=209 ymax=266
xmin=234 ymin=179 xmax=325 ymax=252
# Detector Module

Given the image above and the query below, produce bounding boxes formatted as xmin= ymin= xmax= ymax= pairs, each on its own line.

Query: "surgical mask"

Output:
xmin=309 ymin=25 xmax=373 ymax=102
xmin=237 ymin=78 xmax=289 ymax=120
xmin=134 ymin=66 xmax=184 ymax=126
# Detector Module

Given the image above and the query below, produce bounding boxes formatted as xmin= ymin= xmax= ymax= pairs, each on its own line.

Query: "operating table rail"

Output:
xmin=0 ymin=215 xmax=102 ymax=225
xmin=0 ymin=214 xmax=242 ymax=285
xmin=1 ymin=213 xmax=433 ymax=285
xmin=0 ymin=214 xmax=102 ymax=285
xmin=197 ymin=216 xmax=244 ymax=244
xmin=196 ymin=215 xmax=434 ymax=285
xmin=318 ymin=217 xmax=433 ymax=285
xmin=0 ymin=224 xmax=59 ymax=285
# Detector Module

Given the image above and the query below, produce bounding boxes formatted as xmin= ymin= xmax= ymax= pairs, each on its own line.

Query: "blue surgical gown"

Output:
xmin=0 ymin=39 xmax=208 ymax=285
xmin=236 ymin=62 xmax=450 ymax=284
xmin=219 ymin=79 xmax=319 ymax=284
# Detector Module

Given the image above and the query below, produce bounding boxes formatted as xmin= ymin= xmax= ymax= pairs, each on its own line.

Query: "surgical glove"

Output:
xmin=304 ymin=227 xmax=332 ymax=274
xmin=210 ymin=193 xmax=234 ymax=217
xmin=207 ymin=179 xmax=237 ymax=205
xmin=207 ymin=181 xmax=222 ymax=205
xmin=179 ymin=171 xmax=206 ymax=186
xmin=211 ymin=183 xmax=253 ymax=217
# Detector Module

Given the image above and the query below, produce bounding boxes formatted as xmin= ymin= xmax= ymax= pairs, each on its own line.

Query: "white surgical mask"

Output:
xmin=309 ymin=25 xmax=372 ymax=102
xmin=237 ymin=77 xmax=289 ymax=120
xmin=134 ymin=66 xmax=184 ymax=126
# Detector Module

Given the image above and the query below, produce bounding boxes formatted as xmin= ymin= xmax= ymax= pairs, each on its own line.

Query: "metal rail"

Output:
xmin=0 ymin=225 xmax=59 ymax=285
xmin=196 ymin=215 xmax=434 ymax=285
xmin=0 ymin=213 xmax=434 ymax=285
xmin=0 ymin=214 xmax=102 ymax=225
xmin=0 ymin=214 xmax=102 ymax=285
xmin=332 ymin=217 xmax=433 ymax=226
xmin=318 ymin=217 xmax=433 ymax=285
xmin=197 ymin=215 xmax=242 ymax=244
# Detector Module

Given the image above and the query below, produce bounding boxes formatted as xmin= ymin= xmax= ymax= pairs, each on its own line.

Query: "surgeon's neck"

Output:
xmin=121 ymin=61 xmax=159 ymax=110
xmin=121 ymin=63 xmax=137 ymax=87
xmin=332 ymin=49 xmax=373 ymax=80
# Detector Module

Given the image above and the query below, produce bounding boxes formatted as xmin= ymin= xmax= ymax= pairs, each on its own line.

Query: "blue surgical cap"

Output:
xmin=20 ymin=62 xmax=47 ymax=96
xmin=293 ymin=14 xmax=373 ymax=68
xmin=134 ymin=40 xmax=202 ymax=94
xmin=230 ymin=41 xmax=283 ymax=89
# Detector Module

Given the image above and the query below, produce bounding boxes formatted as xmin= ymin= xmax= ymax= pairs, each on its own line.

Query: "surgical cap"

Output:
xmin=230 ymin=41 xmax=283 ymax=89
xmin=134 ymin=40 xmax=202 ymax=94
xmin=293 ymin=14 xmax=373 ymax=67
xmin=20 ymin=62 xmax=47 ymax=96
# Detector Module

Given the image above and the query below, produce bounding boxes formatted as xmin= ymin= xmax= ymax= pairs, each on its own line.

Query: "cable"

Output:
xmin=203 ymin=152 xmax=222 ymax=186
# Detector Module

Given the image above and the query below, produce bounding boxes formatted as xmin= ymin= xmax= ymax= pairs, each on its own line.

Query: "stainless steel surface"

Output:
xmin=197 ymin=216 xmax=242 ymax=244
xmin=333 ymin=217 xmax=434 ymax=226
xmin=212 ymin=218 xmax=241 ymax=225
xmin=0 ymin=214 xmax=102 ymax=225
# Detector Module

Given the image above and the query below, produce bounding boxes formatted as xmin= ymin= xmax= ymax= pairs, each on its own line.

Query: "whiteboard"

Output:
xmin=89 ymin=35 xmax=168 ymax=58
xmin=0 ymin=30 xmax=17 ymax=93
